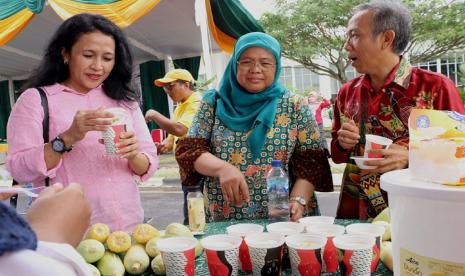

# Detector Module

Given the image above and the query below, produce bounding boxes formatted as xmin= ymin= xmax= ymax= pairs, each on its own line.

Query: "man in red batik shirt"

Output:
xmin=332 ymin=0 xmax=465 ymax=219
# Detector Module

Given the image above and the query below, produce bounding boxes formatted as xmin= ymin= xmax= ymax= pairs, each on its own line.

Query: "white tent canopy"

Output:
xmin=0 ymin=0 xmax=221 ymax=80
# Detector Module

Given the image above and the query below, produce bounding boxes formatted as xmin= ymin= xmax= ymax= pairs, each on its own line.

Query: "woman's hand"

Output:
xmin=63 ymin=107 xmax=114 ymax=144
xmin=217 ymin=163 xmax=250 ymax=207
xmin=337 ymin=120 xmax=360 ymax=150
xmin=290 ymin=201 xmax=305 ymax=221
xmin=117 ymin=131 xmax=140 ymax=160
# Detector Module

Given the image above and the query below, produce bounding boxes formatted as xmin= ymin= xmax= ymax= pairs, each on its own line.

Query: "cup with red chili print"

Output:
xmin=226 ymin=223 xmax=264 ymax=273
xmin=102 ymin=107 xmax=128 ymax=155
xmin=285 ymin=233 xmax=327 ymax=276
xmin=305 ymin=223 xmax=345 ymax=273
xmin=157 ymin=237 xmax=197 ymax=276
xmin=364 ymin=134 xmax=393 ymax=158
xmin=201 ymin=234 xmax=242 ymax=276
xmin=345 ymin=223 xmax=385 ymax=272
xmin=333 ymin=234 xmax=375 ymax=276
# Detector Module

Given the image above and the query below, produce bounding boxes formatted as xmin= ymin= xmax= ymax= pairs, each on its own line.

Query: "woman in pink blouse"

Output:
xmin=6 ymin=14 xmax=158 ymax=232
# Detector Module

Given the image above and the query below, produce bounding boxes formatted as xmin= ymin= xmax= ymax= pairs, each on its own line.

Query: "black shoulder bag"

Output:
xmin=10 ymin=87 xmax=50 ymax=208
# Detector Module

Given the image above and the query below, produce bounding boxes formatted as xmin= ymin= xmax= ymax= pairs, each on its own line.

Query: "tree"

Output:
xmin=260 ymin=0 xmax=465 ymax=84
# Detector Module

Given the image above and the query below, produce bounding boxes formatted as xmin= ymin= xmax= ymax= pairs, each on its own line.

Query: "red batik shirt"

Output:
xmin=331 ymin=57 xmax=465 ymax=219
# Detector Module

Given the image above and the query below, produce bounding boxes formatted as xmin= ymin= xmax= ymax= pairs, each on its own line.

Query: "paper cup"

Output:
xmin=299 ymin=216 xmax=335 ymax=232
xmin=157 ymin=237 xmax=197 ymax=276
xmin=345 ymin=223 xmax=385 ymax=272
xmin=364 ymin=134 xmax=393 ymax=158
xmin=201 ymin=234 xmax=242 ymax=276
xmin=285 ymin=233 xmax=327 ymax=276
xmin=305 ymin=223 xmax=345 ymax=273
xmin=333 ymin=234 xmax=375 ymax=276
xmin=245 ymin=232 xmax=285 ymax=276
xmin=102 ymin=108 xmax=128 ymax=155
xmin=226 ymin=223 xmax=264 ymax=273
xmin=267 ymin=222 xmax=305 ymax=270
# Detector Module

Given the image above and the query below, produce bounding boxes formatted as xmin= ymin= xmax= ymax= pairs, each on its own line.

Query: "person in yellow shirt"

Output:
xmin=145 ymin=69 xmax=201 ymax=224
xmin=145 ymin=69 xmax=201 ymax=154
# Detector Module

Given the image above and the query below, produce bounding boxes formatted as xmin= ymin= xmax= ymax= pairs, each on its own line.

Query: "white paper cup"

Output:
xmin=305 ymin=223 xmax=345 ymax=273
xmin=226 ymin=224 xmax=264 ymax=273
xmin=201 ymin=234 xmax=242 ymax=276
xmin=299 ymin=216 xmax=335 ymax=232
xmin=364 ymin=134 xmax=393 ymax=158
xmin=345 ymin=223 xmax=385 ymax=272
xmin=333 ymin=234 xmax=375 ymax=276
xmin=102 ymin=108 xmax=128 ymax=155
xmin=266 ymin=222 xmax=304 ymax=236
xmin=245 ymin=233 xmax=285 ymax=276
xmin=157 ymin=237 xmax=197 ymax=276
xmin=285 ymin=233 xmax=327 ymax=275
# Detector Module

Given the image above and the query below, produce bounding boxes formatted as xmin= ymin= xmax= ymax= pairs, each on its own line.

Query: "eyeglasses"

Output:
xmin=237 ymin=60 xmax=276 ymax=71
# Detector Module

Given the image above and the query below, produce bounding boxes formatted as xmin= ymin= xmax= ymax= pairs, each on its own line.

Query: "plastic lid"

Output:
xmin=381 ymin=169 xmax=465 ymax=202
xmin=271 ymin=160 xmax=282 ymax=167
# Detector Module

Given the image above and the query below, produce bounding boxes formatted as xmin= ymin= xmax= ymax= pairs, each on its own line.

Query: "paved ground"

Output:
xmin=141 ymin=190 xmax=184 ymax=229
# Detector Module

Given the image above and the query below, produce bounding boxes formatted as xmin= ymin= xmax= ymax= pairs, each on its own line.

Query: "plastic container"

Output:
xmin=381 ymin=169 xmax=465 ymax=275
xmin=186 ymin=185 xmax=206 ymax=233
xmin=266 ymin=160 xmax=289 ymax=222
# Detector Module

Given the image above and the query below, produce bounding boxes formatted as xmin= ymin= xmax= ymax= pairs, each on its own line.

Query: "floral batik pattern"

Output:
xmin=183 ymin=92 xmax=327 ymax=222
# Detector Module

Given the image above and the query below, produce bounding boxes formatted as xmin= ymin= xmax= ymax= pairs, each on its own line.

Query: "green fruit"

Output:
xmin=123 ymin=244 xmax=150 ymax=275
xmin=380 ymin=241 xmax=393 ymax=271
xmin=96 ymin=251 xmax=125 ymax=276
xmin=164 ymin=223 xmax=193 ymax=238
xmin=373 ymin=207 xmax=390 ymax=223
xmin=77 ymin=239 xmax=105 ymax=263
xmin=373 ymin=220 xmax=391 ymax=241
xmin=145 ymin=236 xmax=163 ymax=258
xmin=151 ymin=255 xmax=166 ymax=275
xmin=86 ymin=263 xmax=101 ymax=276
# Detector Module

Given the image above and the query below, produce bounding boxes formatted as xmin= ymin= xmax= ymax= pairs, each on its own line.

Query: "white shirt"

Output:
xmin=0 ymin=241 xmax=92 ymax=276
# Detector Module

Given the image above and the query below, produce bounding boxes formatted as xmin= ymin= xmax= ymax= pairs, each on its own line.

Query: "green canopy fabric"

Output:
xmin=0 ymin=0 xmax=45 ymax=20
xmin=173 ymin=56 xmax=201 ymax=80
xmin=210 ymin=0 xmax=264 ymax=38
xmin=139 ymin=60 xmax=168 ymax=131
xmin=0 ymin=81 xmax=12 ymax=139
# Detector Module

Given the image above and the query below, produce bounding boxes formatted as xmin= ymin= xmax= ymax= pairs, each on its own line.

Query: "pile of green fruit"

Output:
xmin=76 ymin=222 xmax=203 ymax=276
xmin=372 ymin=207 xmax=393 ymax=271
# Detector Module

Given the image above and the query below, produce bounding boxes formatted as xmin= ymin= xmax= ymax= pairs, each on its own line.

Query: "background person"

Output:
xmin=0 ymin=183 xmax=92 ymax=276
xmin=6 ymin=13 xmax=158 ymax=232
xmin=145 ymin=69 xmax=201 ymax=225
xmin=331 ymin=0 xmax=465 ymax=219
xmin=176 ymin=32 xmax=333 ymax=222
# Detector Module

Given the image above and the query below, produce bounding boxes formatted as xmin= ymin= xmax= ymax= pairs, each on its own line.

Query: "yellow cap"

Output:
xmin=154 ymin=69 xmax=195 ymax=87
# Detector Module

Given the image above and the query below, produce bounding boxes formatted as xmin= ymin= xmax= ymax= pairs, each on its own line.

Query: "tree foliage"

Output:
xmin=260 ymin=0 xmax=465 ymax=84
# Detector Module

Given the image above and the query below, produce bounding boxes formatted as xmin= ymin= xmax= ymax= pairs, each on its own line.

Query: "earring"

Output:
xmin=64 ymin=59 xmax=68 ymax=65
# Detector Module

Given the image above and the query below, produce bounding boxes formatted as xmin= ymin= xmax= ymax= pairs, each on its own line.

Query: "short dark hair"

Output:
xmin=21 ymin=13 xmax=139 ymax=102
xmin=354 ymin=0 xmax=412 ymax=54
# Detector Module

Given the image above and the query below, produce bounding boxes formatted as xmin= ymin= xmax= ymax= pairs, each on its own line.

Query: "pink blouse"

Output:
xmin=6 ymin=83 xmax=159 ymax=232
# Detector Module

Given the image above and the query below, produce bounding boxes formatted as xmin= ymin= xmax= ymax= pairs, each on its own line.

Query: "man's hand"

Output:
xmin=363 ymin=143 xmax=408 ymax=173
xmin=26 ymin=183 xmax=91 ymax=247
xmin=144 ymin=109 xmax=158 ymax=123
xmin=156 ymin=137 xmax=174 ymax=154
xmin=337 ymin=120 xmax=360 ymax=150
xmin=217 ymin=163 xmax=250 ymax=207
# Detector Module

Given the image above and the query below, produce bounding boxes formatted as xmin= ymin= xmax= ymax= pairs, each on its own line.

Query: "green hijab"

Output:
xmin=204 ymin=32 xmax=286 ymax=159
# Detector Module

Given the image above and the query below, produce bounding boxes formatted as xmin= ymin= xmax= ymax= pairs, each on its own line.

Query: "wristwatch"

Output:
xmin=51 ymin=136 xmax=73 ymax=154
xmin=290 ymin=196 xmax=307 ymax=206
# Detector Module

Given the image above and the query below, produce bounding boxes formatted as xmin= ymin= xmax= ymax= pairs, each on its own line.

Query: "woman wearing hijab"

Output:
xmin=176 ymin=32 xmax=332 ymax=222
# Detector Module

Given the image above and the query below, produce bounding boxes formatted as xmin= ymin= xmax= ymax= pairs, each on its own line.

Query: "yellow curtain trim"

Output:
xmin=0 ymin=8 xmax=34 ymax=47
xmin=48 ymin=0 xmax=161 ymax=28
xmin=205 ymin=0 xmax=236 ymax=54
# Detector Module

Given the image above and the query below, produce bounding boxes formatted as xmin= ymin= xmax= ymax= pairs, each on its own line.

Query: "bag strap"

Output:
xmin=10 ymin=87 xmax=49 ymax=207
xmin=37 ymin=87 xmax=50 ymax=187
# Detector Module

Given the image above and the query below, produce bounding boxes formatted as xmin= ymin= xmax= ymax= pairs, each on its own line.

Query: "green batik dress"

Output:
xmin=177 ymin=92 xmax=334 ymax=222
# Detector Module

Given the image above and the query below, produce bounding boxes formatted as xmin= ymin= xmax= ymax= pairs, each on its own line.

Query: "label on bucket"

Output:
xmin=400 ymin=248 xmax=465 ymax=275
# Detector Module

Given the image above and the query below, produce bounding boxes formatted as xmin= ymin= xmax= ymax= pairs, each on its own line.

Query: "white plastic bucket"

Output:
xmin=381 ymin=169 xmax=465 ymax=275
